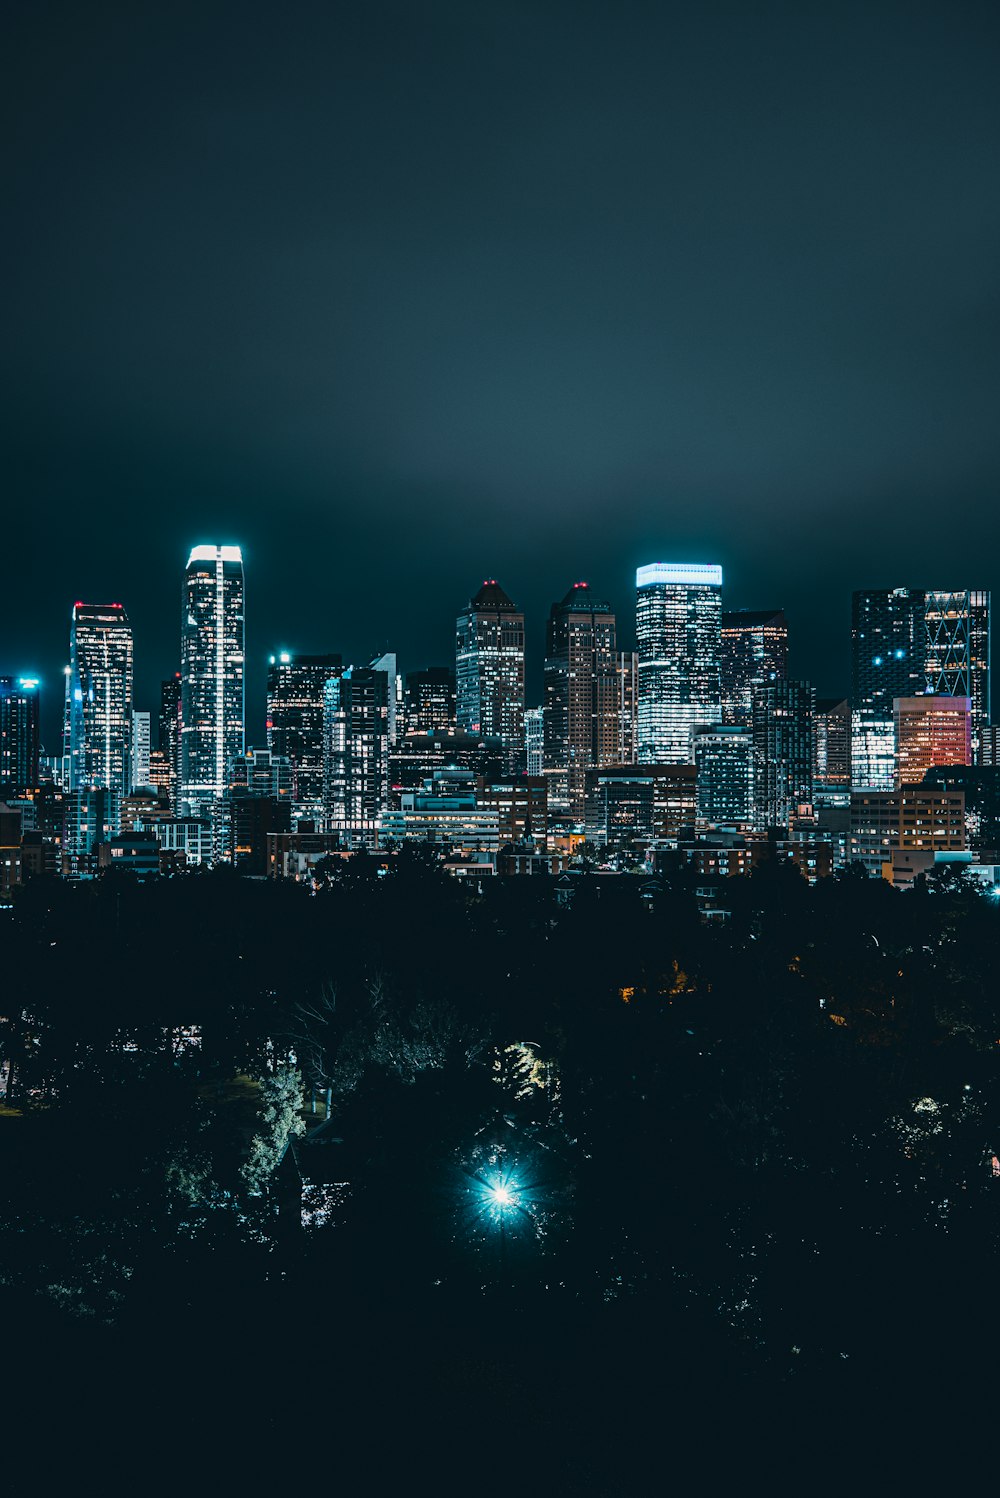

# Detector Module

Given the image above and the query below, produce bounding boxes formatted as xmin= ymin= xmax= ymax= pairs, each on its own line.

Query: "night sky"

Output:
xmin=4 ymin=0 xmax=999 ymax=745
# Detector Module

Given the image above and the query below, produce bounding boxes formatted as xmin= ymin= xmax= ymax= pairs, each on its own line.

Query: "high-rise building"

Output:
xmin=180 ymin=546 xmax=245 ymax=811
xmin=404 ymin=667 xmax=456 ymax=734
xmin=524 ymin=706 xmax=544 ymax=777
xmin=693 ymin=725 xmax=756 ymax=828
xmin=456 ymin=580 xmax=525 ymax=773
xmin=850 ymin=788 xmax=965 ymax=877
xmin=615 ymin=651 xmax=638 ymax=766
xmin=924 ymin=591 xmax=990 ymax=761
xmin=753 ymin=679 xmax=815 ymax=830
xmin=131 ymin=710 xmax=151 ymax=790
xmin=543 ymin=582 xmax=620 ymax=819
xmin=266 ymin=652 xmax=342 ymax=821
xmin=159 ymin=674 xmax=182 ymax=805
xmin=851 ymin=589 xmax=926 ymax=791
xmin=720 ymin=609 xmax=788 ymax=726
xmin=69 ymin=602 xmax=134 ymax=799
xmin=636 ymin=563 xmax=722 ymax=764
xmin=894 ymin=696 xmax=971 ymax=786
xmin=813 ymin=697 xmax=851 ymax=796
xmin=370 ymin=653 xmax=402 ymax=746
xmin=323 ymin=666 xmax=389 ymax=840
xmin=0 ymin=677 xmax=41 ymax=794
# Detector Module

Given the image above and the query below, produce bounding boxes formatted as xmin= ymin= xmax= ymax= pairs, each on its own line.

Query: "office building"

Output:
xmin=456 ymin=580 xmax=525 ymax=772
xmin=851 ymin=589 xmax=926 ymax=790
xmin=813 ymin=697 xmax=851 ymax=799
xmin=180 ymin=546 xmax=245 ymax=810
xmin=159 ymin=674 xmax=182 ymax=806
xmin=404 ymin=667 xmax=456 ymax=734
xmin=615 ymin=651 xmax=639 ymax=766
xmin=477 ymin=777 xmax=548 ymax=846
xmin=323 ymin=666 xmax=389 ymax=840
xmin=924 ymin=591 xmax=990 ymax=761
xmin=720 ymin=609 xmax=788 ymax=725
xmin=850 ymin=788 xmax=966 ymax=877
xmin=693 ymin=725 xmax=756 ymax=828
xmin=584 ymin=764 xmax=697 ymax=848
xmin=266 ymin=652 xmax=342 ymax=820
xmin=636 ymin=563 xmax=722 ymax=763
xmin=0 ymin=677 xmax=41 ymax=794
xmin=131 ymin=710 xmax=151 ymax=789
xmin=68 ymin=602 xmax=134 ymax=801
xmin=524 ymin=706 xmax=544 ymax=777
xmin=543 ymin=581 xmax=620 ymax=819
xmin=753 ymin=679 xmax=815 ymax=830
xmin=893 ymin=695 xmax=971 ymax=785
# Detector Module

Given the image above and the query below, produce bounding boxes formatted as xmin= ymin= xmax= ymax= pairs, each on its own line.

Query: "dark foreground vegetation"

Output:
xmin=2 ymin=854 xmax=999 ymax=1488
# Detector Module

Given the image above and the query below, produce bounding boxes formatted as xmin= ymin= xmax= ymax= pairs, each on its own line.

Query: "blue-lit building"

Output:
xmin=456 ymin=580 xmax=525 ymax=773
xmin=693 ymin=724 xmax=756 ymax=828
xmin=69 ymin=602 xmax=134 ymax=801
xmin=851 ymin=589 xmax=926 ymax=791
xmin=636 ymin=563 xmax=722 ymax=764
xmin=0 ymin=677 xmax=41 ymax=795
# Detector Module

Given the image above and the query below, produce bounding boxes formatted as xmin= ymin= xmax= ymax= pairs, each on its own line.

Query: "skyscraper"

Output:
xmin=69 ymin=602 xmax=134 ymax=797
xmin=720 ymin=609 xmax=788 ymax=725
xmin=543 ymin=581 xmax=620 ymax=819
xmin=615 ymin=651 xmax=639 ymax=766
xmin=403 ymin=667 xmax=456 ymax=734
xmin=894 ymin=695 xmax=971 ymax=786
xmin=524 ymin=706 xmax=544 ymax=777
xmin=636 ymin=563 xmax=722 ymax=764
xmin=851 ymin=588 xmax=926 ymax=791
xmin=0 ymin=677 xmax=41 ymax=794
xmin=813 ymin=697 xmax=851 ymax=793
xmin=266 ymin=652 xmax=342 ymax=821
xmin=456 ymin=580 xmax=525 ymax=772
xmin=323 ymin=666 xmax=389 ymax=839
xmin=753 ymin=678 xmax=815 ymax=830
xmin=131 ymin=710 xmax=151 ymax=789
xmin=693 ymin=724 xmax=756 ymax=828
xmin=924 ymin=591 xmax=990 ymax=761
xmin=159 ymin=673 xmax=182 ymax=807
xmin=180 ymin=546 xmax=245 ymax=810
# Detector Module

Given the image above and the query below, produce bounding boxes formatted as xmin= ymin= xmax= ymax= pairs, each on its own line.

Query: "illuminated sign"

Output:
xmin=635 ymin=563 xmax=723 ymax=588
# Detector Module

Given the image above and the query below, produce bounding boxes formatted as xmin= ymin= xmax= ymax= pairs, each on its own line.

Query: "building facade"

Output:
xmin=636 ymin=563 xmax=722 ymax=764
xmin=180 ymin=546 xmax=245 ymax=811
xmin=894 ymin=695 xmax=971 ymax=785
xmin=543 ymin=582 xmax=620 ymax=820
xmin=404 ymin=666 xmax=456 ymax=734
xmin=266 ymin=652 xmax=342 ymax=821
xmin=323 ymin=666 xmax=389 ymax=840
xmin=851 ymin=588 xmax=926 ymax=791
xmin=69 ymin=602 xmax=134 ymax=800
xmin=720 ymin=608 xmax=788 ymax=725
xmin=693 ymin=725 xmax=756 ymax=828
xmin=0 ymin=677 xmax=40 ymax=795
xmin=455 ymin=580 xmax=525 ymax=773
xmin=131 ymin=710 xmax=151 ymax=790
xmin=924 ymin=591 xmax=990 ymax=762
xmin=752 ymin=678 xmax=815 ymax=830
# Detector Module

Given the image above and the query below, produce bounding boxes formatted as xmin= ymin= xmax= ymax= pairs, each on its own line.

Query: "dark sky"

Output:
xmin=4 ymin=0 xmax=999 ymax=745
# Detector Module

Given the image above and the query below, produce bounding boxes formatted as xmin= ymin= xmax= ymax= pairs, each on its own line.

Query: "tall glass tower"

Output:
xmin=543 ymin=581 xmax=619 ymax=819
xmin=636 ymin=563 xmax=722 ymax=764
xmin=266 ymin=651 xmax=342 ymax=821
xmin=180 ymin=545 xmax=245 ymax=810
xmin=456 ymin=580 xmax=525 ymax=773
xmin=924 ymin=590 xmax=990 ymax=762
xmin=850 ymin=588 xmax=925 ymax=790
xmin=69 ymin=602 xmax=134 ymax=795
xmin=0 ymin=676 xmax=41 ymax=794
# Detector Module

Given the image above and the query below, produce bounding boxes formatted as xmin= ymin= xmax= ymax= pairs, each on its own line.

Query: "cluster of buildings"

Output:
xmin=2 ymin=552 xmax=998 ymax=903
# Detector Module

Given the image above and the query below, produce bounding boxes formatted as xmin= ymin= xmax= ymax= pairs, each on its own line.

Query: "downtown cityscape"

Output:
xmin=5 ymin=0 xmax=1000 ymax=1489
xmin=2 ymin=555 xmax=997 ymax=896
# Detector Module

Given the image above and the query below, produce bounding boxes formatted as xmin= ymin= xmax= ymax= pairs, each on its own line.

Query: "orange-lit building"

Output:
xmin=893 ymin=695 xmax=971 ymax=785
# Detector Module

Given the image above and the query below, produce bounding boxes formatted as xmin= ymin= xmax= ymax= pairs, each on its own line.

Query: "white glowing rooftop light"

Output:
xmin=187 ymin=544 xmax=244 ymax=566
xmin=636 ymin=563 xmax=723 ymax=588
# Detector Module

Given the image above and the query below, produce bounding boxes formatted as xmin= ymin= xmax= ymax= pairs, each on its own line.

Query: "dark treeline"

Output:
xmin=2 ymin=855 xmax=999 ymax=1488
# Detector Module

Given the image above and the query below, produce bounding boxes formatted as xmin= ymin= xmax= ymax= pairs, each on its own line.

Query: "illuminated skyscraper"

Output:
xmin=635 ymin=563 xmax=722 ymax=764
xmin=180 ymin=546 xmax=245 ymax=810
xmin=693 ymin=724 xmax=756 ymax=828
xmin=69 ymin=602 xmax=134 ymax=797
xmin=851 ymin=589 xmax=926 ymax=791
xmin=615 ymin=651 xmax=638 ymax=765
xmin=813 ymin=697 xmax=851 ymax=794
xmin=404 ymin=667 xmax=456 ymax=734
xmin=524 ymin=706 xmax=544 ymax=777
xmin=720 ymin=609 xmax=788 ymax=725
xmin=543 ymin=582 xmax=620 ymax=818
xmin=753 ymin=678 xmax=815 ymax=830
xmin=266 ymin=652 xmax=342 ymax=820
xmin=159 ymin=674 xmax=182 ymax=807
xmin=894 ymin=695 xmax=971 ymax=786
xmin=131 ymin=710 xmax=151 ymax=789
xmin=0 ymin=677 xmax=41 ymax=794
xmin=456 ymin=580 xmax=525 ymax=772
xmin=323 ymin=666 xmax=389 ymax=839
xmin=924 ymin=591 xmax=990 ymax=761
